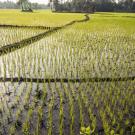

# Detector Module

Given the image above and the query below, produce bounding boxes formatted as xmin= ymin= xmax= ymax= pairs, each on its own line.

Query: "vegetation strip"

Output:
xmin=0 ymin=14 xmax=89 ymax=56
xmin=0 ymin=76 xmax=134 ymax=83
xmin=0 ymin=24 xmax=58 ymax=30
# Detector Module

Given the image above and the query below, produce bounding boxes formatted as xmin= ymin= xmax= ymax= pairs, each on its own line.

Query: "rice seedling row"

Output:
xmin=0 ymin=23 xmax=134 ymax=80
xmin=0 ymin=14 xmax=89 ymax=56
xmin=0 ymin=80 xmax=134 ymax=135
xmin=0 ymin=27 xmax=46 ymax=48
xmin=0 ymin=12 xmax=134 ymax=135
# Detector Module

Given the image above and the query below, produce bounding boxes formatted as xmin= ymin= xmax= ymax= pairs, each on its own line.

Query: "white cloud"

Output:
xmin=0 ymin=0 xmax=49 ymax=4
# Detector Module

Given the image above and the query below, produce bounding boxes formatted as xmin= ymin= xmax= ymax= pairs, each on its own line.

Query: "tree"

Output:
xmin=125 ymin=0 xmax=133 ymax=11
xmin=50 ymin=0 xmax=135 ymax=12
xmin=52 ymin=0 xmax=95 ymax=13
xmin=50 ymin=0 xmax=60 ymax=11
xmin=93 ymin=0 xmax=116 ymax=12
xmin=17 ymin=0 xmax=33 ymax=12
xmin=132 ymin=1 xmax=135 ymax=11
xmin=0 ymin=1 xmax=18 ymax=9
xmin=117 ymin=0 xmax=134 ymax=11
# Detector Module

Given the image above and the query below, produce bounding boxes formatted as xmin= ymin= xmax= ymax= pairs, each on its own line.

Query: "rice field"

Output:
xmin=0 ymin=10 xmax=84 ymax=27
xmin=0 ymin=27 xmax=46 ymax=47
xmin=0 ymin=10 xmax=135 ymax=135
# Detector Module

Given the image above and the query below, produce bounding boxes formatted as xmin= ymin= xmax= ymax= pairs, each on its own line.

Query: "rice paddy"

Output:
xmin=0 ymin=10 xmax=135 ymax=135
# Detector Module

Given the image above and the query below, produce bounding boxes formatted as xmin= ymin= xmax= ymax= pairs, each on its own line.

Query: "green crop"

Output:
xmin=0 ymin=11 xmax=134 ymax=135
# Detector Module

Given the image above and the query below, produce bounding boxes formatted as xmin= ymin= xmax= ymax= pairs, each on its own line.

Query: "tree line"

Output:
xmin=0 ymin=1 xmax=48 ymax=10
xmin=51 ymin=0 xmax=135 ymax=13
xmin=0 ymin=0 xmax=135 ymax=13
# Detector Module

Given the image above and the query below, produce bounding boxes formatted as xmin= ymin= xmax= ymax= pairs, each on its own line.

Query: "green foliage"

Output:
xmin=80 ymin=126 xmax=95 ymax=135
xmin=9 ymin=126 xmax=16 ymax=135
xmin=22 ymin=121 xmax=30 ymax=135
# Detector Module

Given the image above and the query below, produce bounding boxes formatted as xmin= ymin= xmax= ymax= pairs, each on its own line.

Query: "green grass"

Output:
xmin=0 ymin=9 xmax=84 ymax=27
xmin=76 ymin=12 xmax=135 ymax=34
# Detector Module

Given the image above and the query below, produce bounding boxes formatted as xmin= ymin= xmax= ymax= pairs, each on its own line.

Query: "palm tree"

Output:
xmin=49 ymin=0 xmax=54 ymax=10
xmin=17 ymin=0 xmax=32 ymax=12
xmin=50 ymin=0 xmax=60 ymax=11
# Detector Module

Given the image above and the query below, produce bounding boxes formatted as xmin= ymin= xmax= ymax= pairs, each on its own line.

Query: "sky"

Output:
xmin=0 ymin=0 xmax=49 ymax=4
